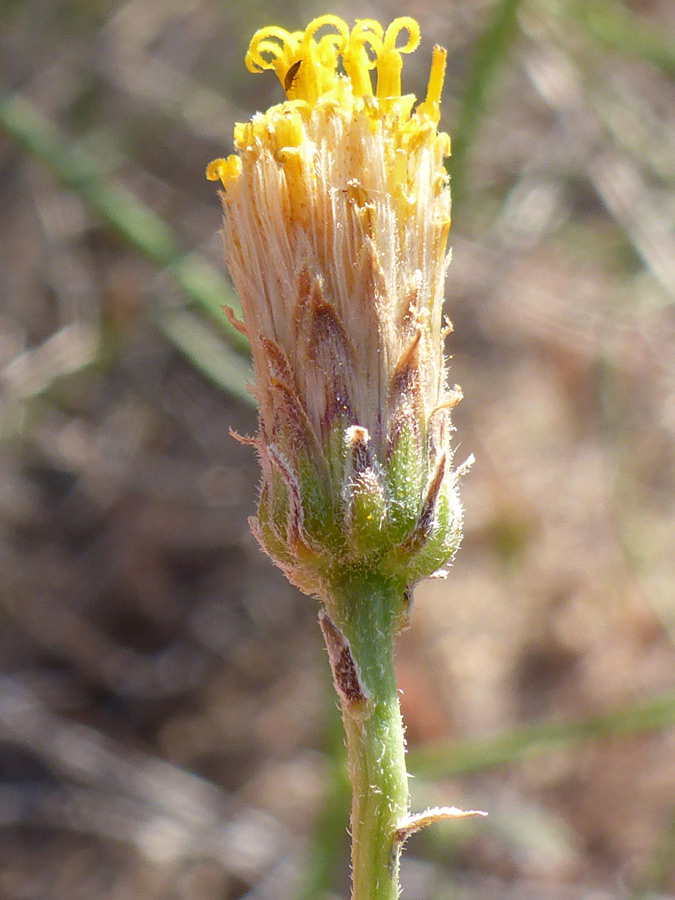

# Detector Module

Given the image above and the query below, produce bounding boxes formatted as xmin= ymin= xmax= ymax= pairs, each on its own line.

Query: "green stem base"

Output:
xmin=321 ymin=572 xmax=409 ymax=900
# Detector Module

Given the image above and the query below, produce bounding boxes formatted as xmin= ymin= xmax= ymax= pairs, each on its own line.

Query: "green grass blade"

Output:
xmin=569 ymin=0 xmax=675 ymax=76
xmin=157 ymin=309 xmax=253 ymax=406
xmin=450 ymin=0 xmax=523 ymax=210
xmin=409 ymin=690 xmax=675 ymax=778
xmin=0 ymin=88 xmax=248 ymax=354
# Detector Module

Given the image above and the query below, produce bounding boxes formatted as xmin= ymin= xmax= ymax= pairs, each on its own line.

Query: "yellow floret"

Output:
xmin=205 ymin=155 xmax=241 ymax=184
xmin=208 ymin=16 xmax=448 ymax=193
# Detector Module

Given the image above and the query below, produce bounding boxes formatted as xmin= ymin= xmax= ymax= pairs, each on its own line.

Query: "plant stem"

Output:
xmin=321 ymin=573 xmax=409 ymax=900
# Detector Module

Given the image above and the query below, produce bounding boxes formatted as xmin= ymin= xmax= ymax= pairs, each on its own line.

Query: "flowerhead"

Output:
xmin=207 ymin=16 xmax=465 ymax=604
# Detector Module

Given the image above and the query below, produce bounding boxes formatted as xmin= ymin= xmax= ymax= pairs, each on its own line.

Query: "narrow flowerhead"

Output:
xmin=208 ymin=16 xmax=465 ymax=604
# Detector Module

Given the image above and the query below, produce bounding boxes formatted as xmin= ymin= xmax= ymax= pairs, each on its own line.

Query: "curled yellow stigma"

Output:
xmin=206 ymin=15 xmax=449 ymax=183
xmin=206 ymin=14 xmax=452 ymax=242
xmin=245 ymin=15 xmax=349 ymax=105
xmin=375 ymin=17 xmax=420 ymax=100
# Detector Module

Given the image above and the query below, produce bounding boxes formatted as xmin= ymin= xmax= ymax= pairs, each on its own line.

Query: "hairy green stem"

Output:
xmin=321 ymin=574 xmax=409 ymax=900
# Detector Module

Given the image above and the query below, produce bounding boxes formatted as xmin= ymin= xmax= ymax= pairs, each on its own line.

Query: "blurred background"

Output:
xmin=1 ymin=0 xmax=674 ymax=898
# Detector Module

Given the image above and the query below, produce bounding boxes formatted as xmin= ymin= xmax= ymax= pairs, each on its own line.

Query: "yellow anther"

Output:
xmin=417 ymin=45 xmax=447 ymax=125
xmin=315 ymin=46 xmax=340 ymax=95
xmin=376 ymin=48 xmax=403 ymax=100
xmin=274 ymin=108 xmax=304 ymax=150
xmin=426 ymin=45 xmax=447 ymax=108
xmin=405 ymin=120 xmax=434 ymax=155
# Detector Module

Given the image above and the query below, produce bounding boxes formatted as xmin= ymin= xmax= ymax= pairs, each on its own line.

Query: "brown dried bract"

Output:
xmin=400 ymin=452 xmax=447 ymax=554
xmin=318 ymin=610 xmax=368 ymax=708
